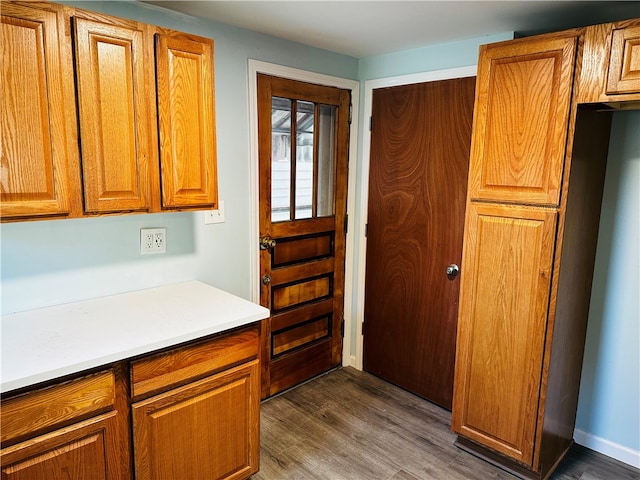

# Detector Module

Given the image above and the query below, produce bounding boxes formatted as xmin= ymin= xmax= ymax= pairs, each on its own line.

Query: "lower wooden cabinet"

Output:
xmin=1 ymin=412 xmax=120 ymax=480
xmin=0 ymin=370 xmax=124 ymax=480
xmin=0 ymin=324 xmax=260 ymax=480
xmin=452 ymin=203 xmax=557 ymax=466
xmin=132 ymin=361 xmax=260 ymax=480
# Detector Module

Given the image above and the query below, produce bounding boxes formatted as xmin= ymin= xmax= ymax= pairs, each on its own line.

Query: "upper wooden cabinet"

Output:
xmin=606 ymin=25 xmax=640 ymax=95
xmin=156 ymin=32 xmax=218 ymax=209
xmin=0 ymin=1 xmax=218 ymax=222
xmin=467 ymin=34 xmax=577 ymax=206
xmin=578 ymin=18 xmax=640 ymax=104
xmin=0 ymin=2 xmax=77 ymax=219
xmin=73 ymin=16 xmax=152 ymax=213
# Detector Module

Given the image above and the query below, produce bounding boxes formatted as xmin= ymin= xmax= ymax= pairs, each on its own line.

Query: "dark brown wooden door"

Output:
xmin=257 ymin=74 xmax=350 ymax=398
xmin=363 ymin=77 xmax=475 ymax=409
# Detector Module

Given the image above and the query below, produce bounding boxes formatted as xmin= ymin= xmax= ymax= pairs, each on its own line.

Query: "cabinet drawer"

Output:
xmin=1 ymin=370 xmax=115 ymax=445
xmin=130 ymin=325 xmax=259 ymax=398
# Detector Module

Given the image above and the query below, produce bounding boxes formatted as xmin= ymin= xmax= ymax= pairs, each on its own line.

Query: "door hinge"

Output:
xmin=361 ymin=322 xmax=365 ymax=336
xmin=365 ymin=223 xmax=368 ymax=237
xmin=348 ymin=103 xmax=353 ymax=125
xmin=344 ymin=213 xmax=348 ymax=235
xmin=369 ymin=116 xmax=372 ymax=131
xmin=341 ymin=318 xmax=345 ymax=337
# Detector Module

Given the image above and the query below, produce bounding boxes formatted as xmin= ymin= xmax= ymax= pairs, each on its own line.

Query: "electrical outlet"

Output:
xmin=204 ymin=200 xmax=225 ymax=224
xmin=141 ymin=228 xmax=166 ymax=254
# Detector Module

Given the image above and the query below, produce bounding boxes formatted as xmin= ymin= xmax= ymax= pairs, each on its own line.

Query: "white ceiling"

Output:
xmin=141 ymin=1 xmax=639 ymax=58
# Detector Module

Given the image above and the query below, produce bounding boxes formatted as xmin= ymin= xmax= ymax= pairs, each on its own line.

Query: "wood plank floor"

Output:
xmin=252 ymin=367 xmax=639 ymax=480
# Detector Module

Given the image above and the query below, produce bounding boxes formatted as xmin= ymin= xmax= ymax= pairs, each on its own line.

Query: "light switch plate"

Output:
xmin=204 ymin=200 xmax=225 ymax=224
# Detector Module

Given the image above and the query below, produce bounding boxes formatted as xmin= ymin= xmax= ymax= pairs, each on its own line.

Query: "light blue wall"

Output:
xmin=357 ymin=32 xmax=513 ymax=81
xmin=0 ymin=1 xmax=358 ymax=314
xmin=575 ymin=111 xmax=640 ymax=453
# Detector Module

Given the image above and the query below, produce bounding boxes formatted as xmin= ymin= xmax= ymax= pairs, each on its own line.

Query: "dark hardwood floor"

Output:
xmin=252 ymin=367 xmax=639 ymax=480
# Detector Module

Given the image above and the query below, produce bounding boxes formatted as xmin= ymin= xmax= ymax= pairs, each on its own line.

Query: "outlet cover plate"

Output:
xmin=204 ymin=200 xmax=225 ymax=224
xmin=141 ymin=228 xmax=166 ymax=254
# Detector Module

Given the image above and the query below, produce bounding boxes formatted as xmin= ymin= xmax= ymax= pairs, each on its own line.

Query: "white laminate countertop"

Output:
xmin=0 ymin=281 xmax=269 ymax=393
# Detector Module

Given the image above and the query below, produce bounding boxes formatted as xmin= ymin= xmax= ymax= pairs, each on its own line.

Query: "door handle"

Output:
xmin=262 ymin=274 xmax=272 ymax=285
xmin=446 ymin=264 xmax=460 ymax=280
xmin=260 ymin=236 xmax=276 ymax=250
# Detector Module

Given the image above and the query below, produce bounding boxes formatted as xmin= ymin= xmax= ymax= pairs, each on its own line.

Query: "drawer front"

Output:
xmin=130 ymin=325 xmax=259 ymax=399
xmin=1 ymin=370 xmax=115 ymax=445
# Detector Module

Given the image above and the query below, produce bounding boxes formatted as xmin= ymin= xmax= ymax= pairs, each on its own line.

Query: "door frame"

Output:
xmin=248 ymin=60 xmax=360 ymax=366
xmin=354 ymin=65 xmax=477 ymax=369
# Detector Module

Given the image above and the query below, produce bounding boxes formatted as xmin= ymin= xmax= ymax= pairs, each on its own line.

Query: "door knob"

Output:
xmin=446 ymin=264 xmax=460 ymax=280
xmin=262 ymin=274 xmax=272 ymax=285
xmin=259 ymin=236 xmax=276 ymax=250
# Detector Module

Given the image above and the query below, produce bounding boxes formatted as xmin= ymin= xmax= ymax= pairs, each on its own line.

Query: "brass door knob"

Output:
xmin=259 ymin=236 xmax=276 ymax=250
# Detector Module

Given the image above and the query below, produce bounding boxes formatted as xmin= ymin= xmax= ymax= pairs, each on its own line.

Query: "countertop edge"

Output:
xmin=1 ymin=281 xmax=269 ymax=394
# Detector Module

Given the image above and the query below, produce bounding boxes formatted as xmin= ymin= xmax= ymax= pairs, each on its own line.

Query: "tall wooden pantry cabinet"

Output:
xmin=451 ymin=18 xmax=640 ymax=480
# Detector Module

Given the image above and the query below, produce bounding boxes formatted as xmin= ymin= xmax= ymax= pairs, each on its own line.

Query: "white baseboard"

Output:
xmin=342 ymin=354 xmax=358 ymax=369
xmin=574 ymin=428 xmax=640 ymax=469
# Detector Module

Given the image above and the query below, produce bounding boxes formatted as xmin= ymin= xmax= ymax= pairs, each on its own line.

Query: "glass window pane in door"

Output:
xmin=271 ymin=97 xmax=291 ymax=222
xmin=295 ymin=100 xmax=314 ymax=219
xmin=317 ymin=104 xmax=336 ymax=217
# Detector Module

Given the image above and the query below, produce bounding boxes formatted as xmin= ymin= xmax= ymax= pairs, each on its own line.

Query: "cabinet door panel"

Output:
xmin=132 ymin=360 xmax=259 ymax=480
xmin=156 ymin=33 xmax=218 ymax=209
xmin=1 ymin=412 xmax=120 ymax=480
xmin=74 ymin=18 xmax=149 ymax=213
xmin=452 ymin=203 xmax=557 ymax=466
xmin=0 ymin=4 xmax=72 ymax=218
xmin=606 ymin=25 xmax=640 ymax=95
xmin=468 ymin=36 xmax=576 ymax=206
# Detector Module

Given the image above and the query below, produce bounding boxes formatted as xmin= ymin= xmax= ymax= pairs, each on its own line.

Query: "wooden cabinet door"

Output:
xmin=155 ymin=32 xmax=218 ymax=209
xmin=74 ymin=17 xmax=150 ymax=213
xmin=606 ymin=25 xmax=640 ymax=95
xmin=452 ymin=203 xmax=557 ymax=466
xmin=132 ymin=360 xmax=259 ymax=480
xmin=0 ymin=412 xmax=120 ymax=480
xmin=0 ymin=2 xmax=74 ymax=219
xmin=468 ymin=35 xmax=577 ymax=206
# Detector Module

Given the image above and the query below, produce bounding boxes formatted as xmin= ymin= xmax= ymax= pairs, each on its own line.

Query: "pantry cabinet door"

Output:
xmin=452 ymin=203 xmax=557 ymax=466
xmin=1 ymin=3 xmax=74 ymax=219
xmin=155 ymin=32 xmax=218 ymax=209
xmin=73 ymin=17 xmax=151 ymax=213
xmin=467 ymin=35 xmax=577 ymax=206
